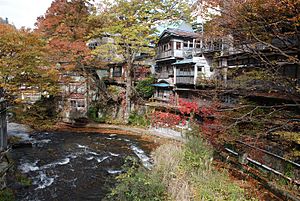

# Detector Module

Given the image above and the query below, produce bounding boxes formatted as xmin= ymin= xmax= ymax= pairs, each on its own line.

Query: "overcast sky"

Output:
xmin=0 ymin=0 xmax=53 ymax=29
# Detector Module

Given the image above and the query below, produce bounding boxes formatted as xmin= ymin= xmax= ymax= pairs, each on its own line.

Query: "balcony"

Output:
xmin=157 ymin=70 xmax=173 ymax=79
xmin=176 ymin=76 xmax=194 ymax=85
xmin=156 ymin=50 xmax=184 ymax=60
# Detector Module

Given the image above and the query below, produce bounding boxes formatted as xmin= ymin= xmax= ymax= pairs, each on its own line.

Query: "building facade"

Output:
xmin=152 ymin=22 xmax=221 ymax=106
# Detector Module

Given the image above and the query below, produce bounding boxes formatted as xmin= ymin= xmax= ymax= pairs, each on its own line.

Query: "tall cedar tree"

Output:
xmin=0 ymin=24 xmax=59 ymax=102
xmin=91 ymin=0 xmax=191 ymax=120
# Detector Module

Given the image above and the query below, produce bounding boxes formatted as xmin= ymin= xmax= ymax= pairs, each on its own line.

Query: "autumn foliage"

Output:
xmin=35 ymin=0 xmax=92 ymax=68
xmin=178 ymin=98 xmax=199 ymax=115
xmin=150 ymin=99 xmax=222 ymax=142
xmin=0 ymin=23 xmax=59 ymax=101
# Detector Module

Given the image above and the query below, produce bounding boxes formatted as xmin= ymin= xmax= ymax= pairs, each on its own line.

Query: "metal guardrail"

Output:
xmin=221 ymin=145 xmax=300 ymax=201
xmin=224 ymin=147 xmax=300 ymax=186
xmin=0 ymin=100 xmax=7 ymax=152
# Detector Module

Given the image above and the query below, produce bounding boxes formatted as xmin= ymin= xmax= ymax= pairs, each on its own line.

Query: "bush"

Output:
xmin=87 ymin=106 xmax=107 ymax=123
xmin=0 ymin=189 xmax=15 ymax=201
xmin=12 ymin=96 xmax=59 ymax=130
xmin=128 ymin=111 xmax=150 ymax=127
xmin=105 ymin=158 xmax=168 ymax=201
xmin=183 ymin=137 xmax=252 ymax=201
xmin=135 ymin=76 xmax=155 ymax=99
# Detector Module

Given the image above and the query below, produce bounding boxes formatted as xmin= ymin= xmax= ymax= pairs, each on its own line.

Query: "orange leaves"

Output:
xmin=35 ymin=0 xmax=92 ymax=66
xmin=0 ymin=23 xmax=60 ymax=98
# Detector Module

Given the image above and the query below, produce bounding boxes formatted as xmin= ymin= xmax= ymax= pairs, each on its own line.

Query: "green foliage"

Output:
xmin=184 ymin=137 xmax=213 ymax=170
xmin=128 ymin=111 xmax=150 ymax=127
xmin=183 ymin=137 xmax=253 ymax=201
xmin=0 ymin=189 xmax=15 ymax=201
xmin=105 ymin=158 xmax=168 ymax=201
xmin=0 ymin=24 xmax=59 ymax=102
xmin=16 ymin=173 xmax=32 ymax=187
xmin=91 ymin=0 xmax=192 ymax=63
xmin=87 ymin=106 xmax=107 ymax=123
xmin=135 ymin=76 xmax=155 ymax=99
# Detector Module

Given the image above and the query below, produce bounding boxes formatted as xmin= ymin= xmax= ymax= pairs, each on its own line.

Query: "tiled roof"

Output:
xmin=161 ymin=28 xmax=200 ymax=39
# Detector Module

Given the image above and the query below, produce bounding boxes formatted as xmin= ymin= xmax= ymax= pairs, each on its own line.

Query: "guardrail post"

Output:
xmin=0 ymin=100 xmax=7 ymax=151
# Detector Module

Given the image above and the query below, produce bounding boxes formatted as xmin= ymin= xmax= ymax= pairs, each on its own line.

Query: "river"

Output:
xmin=7 ymin=123 xmax=154 ymax=201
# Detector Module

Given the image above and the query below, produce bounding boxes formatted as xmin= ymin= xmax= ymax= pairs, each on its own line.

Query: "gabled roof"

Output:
xmin=159 ymin=28 xmax=200 ymax=41
xmin=157 ymin=21 xmax=200 ymax=41
xmin=156 ymin=21 xmax=194 ymax=35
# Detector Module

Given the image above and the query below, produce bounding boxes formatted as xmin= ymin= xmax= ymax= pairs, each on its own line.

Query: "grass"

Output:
xmin=0 ymin=188 xmax=15 ymax=201
xmin=128 ymin=111 xmax=150 ymax=127
xmin=106 ymin=135 xmax=256 ymax=201
xmin=183 ymin=137 xmax=248 ymax=201
xmin=104 ymin=157 xmax=168 ymax=201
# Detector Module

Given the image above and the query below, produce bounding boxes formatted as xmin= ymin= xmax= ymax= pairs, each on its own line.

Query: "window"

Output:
xmin=77 ymin=101 xmax=85 ymax=108
xmin=189 ymin=41 xmax=193 ymax=48
xmin=70 ymin=100 xmax=76 ymax=108
xmin=198 ymin=66 xmax=203 ymax=72
xmin=183 ymin=42 xmax=188 ymax=48
xmin=176 ymin=42 xmax=181 ymax=50
xmin=113 ymin=67 xmax=122 ymax=77
xmin=195 ymin=40 xmax=201 ymax=48
xmin=169 ymin=42 xmax=173 ymax=50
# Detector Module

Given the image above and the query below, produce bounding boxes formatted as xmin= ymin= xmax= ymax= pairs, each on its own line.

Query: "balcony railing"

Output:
xmin=156 ymin=50 xmax=184 ymax=60
xmin=176 ymin=72 xmax=194 ymax=76
xmin=157 ymin=70 xmax=173 ymax=79
xmin=156 ymin=50 xmax=173 ymax=60
xmin=176 ymin=77 xmax=194 ymax=85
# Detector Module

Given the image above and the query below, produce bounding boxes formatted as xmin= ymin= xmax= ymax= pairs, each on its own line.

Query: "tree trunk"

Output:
xmin=124 ymin=63 xmax=133 ymax=122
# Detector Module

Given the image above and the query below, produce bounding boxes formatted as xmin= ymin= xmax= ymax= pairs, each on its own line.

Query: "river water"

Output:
xmin=7 ymin=123 xmax=153 ymax=201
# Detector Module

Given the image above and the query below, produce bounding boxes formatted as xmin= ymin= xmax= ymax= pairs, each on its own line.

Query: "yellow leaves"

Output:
xmin=274 ymin=131 xmax=300 ymax=144
xmin=0 ymin=23 xmax=60 ymax=99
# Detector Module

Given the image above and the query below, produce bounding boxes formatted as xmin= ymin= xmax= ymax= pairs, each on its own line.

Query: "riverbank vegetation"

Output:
xmin=106 ymin=127 xmax=256 ymax=201
xmin=0 ymin=188 xmax=14 ymax=201
xmin=12 ymin=96 xmax=59 ymax=131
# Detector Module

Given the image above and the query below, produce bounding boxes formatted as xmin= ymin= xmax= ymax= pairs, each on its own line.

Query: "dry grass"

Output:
xmin=152 ymin=143 xmax=193 ymax=201
xmin=151 ymin=138 xmax=256 ymax=201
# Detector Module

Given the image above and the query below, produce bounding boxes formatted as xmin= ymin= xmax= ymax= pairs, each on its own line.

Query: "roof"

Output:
xmin=173 ymin=59 xmax=195 ymax=65
xmin=159 ymin=28 xmax=200 ymax=41
xmin=156 ymin=21 xmax=194 ymax=35
xmin=151 ymin=83 xmax=170 ymax=87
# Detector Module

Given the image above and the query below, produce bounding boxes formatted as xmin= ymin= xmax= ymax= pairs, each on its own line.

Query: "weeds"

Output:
xmin=104 ymin=157 xmax=168 ymax=201
xmin=105 ymin=129 xmax=256 ymax=201
xmin=128 ymin=111 xmax=150 ymax=127
xmin=0 ymin=188 xmax=15 ymax=201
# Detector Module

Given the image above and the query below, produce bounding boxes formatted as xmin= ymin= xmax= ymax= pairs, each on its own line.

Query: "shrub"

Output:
xmin=0 ymin=189 xmax=15 ymax=201
xmin=105 ymin=158 xmax=168 ymax=201
xmin=87 ymin=106 xmax=107 ymax=123
xmin=12 ymin=96 xmax=59 ymax=130
xmin=128 ymin=111 xmax=150 ymax=127
xmin=135 ymin=76 xmax=155 ymax=99
xmin=183 ymin=137 xmax=252 ymax=201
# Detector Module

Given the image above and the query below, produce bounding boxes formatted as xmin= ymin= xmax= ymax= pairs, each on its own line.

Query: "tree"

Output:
xmin=135 ymin=76 xmax=155 ymax=99
xmin=91 ymin=0 xmax=191 ymax=121
xmin=195 ymin=0 xmax=300 ymax=98
xmin=35 ymin=0 xmax=112 ymax=114
xmin=0 ymin=23 xmax=59 ymax=102
xmin=35 ymin=0 xmax=93 ymax=69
